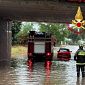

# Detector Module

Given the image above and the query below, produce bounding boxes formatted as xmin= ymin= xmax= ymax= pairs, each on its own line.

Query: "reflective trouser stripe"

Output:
xmin=76 ymin=63 xmax=85 ymax=65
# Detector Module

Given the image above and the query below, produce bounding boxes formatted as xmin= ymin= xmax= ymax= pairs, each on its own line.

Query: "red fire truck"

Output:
xmin=28 ymin=31 xmax=55 ymax=62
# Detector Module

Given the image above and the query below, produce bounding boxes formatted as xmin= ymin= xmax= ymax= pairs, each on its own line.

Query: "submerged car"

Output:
xmin=57 ymin=48 xmax=71 ymax=61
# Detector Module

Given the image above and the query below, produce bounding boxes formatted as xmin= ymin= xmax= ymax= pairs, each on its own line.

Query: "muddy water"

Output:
xmin=0 ymin=56 xmax=85 ymax=85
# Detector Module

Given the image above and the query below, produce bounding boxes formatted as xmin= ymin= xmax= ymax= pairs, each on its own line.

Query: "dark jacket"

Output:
xmin=74 ymin=49 xmax=85 ymax=65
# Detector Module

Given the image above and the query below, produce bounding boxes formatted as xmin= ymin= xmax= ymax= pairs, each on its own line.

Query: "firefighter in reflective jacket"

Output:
xmin=74 ymin=45 xmax=85 ymax=77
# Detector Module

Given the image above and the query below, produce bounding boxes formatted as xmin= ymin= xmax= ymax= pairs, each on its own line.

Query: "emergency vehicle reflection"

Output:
xmin=44 ymin=61 xmax=52 ymax=85
xmin=27 ymin=60 xmax=52 ymax=85
xmin=27 ymin=60 xmax=33 ymax=80
xmin=27 ymin=59 xmax=33 ymax=68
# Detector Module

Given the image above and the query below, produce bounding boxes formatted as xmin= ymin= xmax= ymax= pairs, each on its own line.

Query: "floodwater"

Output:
xmin=0 ymin=45 xmax=85 ymax=85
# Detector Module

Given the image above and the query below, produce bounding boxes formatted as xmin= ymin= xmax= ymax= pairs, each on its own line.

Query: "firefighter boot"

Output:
xmin=77 ymin=72 xmax=80 ymax=77
xmin=82 ymin=72 xmax=85 ymax=77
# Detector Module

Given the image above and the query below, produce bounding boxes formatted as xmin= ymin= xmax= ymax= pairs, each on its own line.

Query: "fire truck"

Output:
xmin=28 ymin=31 xmax=55 ymax=62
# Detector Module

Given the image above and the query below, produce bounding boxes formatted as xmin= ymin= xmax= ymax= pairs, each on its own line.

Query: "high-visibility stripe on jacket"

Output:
xmin=78 ymin=51 xmax=85 ymax=56
xmin=76 ymin=63 xmax=85 ymax=65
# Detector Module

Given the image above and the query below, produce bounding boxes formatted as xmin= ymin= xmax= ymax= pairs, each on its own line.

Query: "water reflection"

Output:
xmin=27 ymin=60 xmax=33 ymax=82
xmin=76 ymin=78 xmax=85 ymax=85
xmin=44 ymin=64 xmax=51 ymax=85
xmin=26 ymin=60 xmax=52 ymax=85
xmin=0 ymin=66 xmax=13 ymax=85
xmin=0 ymin=57 xmax=85 ymax=85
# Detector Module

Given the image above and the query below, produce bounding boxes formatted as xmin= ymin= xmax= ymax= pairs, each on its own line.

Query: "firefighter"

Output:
xmin=74 ymin=45 xmax=85 ymax=77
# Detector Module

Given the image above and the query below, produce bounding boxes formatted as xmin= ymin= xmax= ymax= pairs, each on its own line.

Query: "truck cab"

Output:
xmin=28 ymin=31 xmax=55 ymax=62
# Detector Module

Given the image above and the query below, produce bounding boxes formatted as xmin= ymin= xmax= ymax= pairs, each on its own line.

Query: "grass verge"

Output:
xmin=11 ymin=45 xmax=27 ymax=58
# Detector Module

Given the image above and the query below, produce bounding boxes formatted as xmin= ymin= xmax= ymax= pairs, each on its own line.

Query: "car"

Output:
xmin=57 ymin=48 xmax=71 ymax=61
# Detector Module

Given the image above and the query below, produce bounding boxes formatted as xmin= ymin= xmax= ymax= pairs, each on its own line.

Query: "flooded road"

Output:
xmin=0 ymin=58 xmax=84 ymax=85
xmin=0 ymin=45 xmax=85 ymax=85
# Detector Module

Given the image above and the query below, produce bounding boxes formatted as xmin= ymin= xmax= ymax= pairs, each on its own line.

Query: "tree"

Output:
xmin=39 ymin=23 xmax=70 ymax=44
xmin=16 ymin=22 xmax=34 ymax=44
xmin=11 ymin=21 xmax=21 ymax=45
